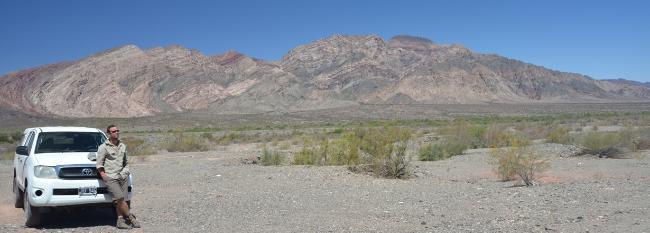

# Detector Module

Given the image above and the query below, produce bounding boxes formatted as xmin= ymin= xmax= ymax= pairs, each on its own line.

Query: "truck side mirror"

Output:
xmin=16 ymin=146 xmax=29 ymax=156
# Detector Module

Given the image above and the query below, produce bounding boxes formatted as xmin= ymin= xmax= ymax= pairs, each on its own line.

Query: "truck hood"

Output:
xmin=32 ymin=152 xmax=97 ymax=166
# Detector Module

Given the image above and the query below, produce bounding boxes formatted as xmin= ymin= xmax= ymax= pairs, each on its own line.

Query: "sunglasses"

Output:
xmin=109 ymin=130 xmax=120 ymax=133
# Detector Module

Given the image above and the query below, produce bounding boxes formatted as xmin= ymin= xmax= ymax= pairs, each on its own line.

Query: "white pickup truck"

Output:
xmin=12 ymin=126 xmax=132 ymax=227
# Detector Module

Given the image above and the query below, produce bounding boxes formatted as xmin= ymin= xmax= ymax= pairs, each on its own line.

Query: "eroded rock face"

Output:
xmin=1 ymin=35 xmax=649 ymax=118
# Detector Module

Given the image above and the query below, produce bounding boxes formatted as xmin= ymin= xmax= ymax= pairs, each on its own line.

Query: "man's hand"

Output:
xmin=99 ymin=170 xmax=109 ymax=182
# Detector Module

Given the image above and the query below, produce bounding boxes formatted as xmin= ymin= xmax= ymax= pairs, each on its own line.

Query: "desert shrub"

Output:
xmin=295 ymin=127 xmax=414 ymax=179
xmin=166 ymin=133 xmax=209 ymax=152
xmin=635 ymin=127 xmax=650 ymax=150
xmin=484 ymin=125 xmax=528 ymax=148
xmin=418 ymin=139 xmax=468 ymax=161
xmin=260 ymin=148 xmax=284 ymax=166
xmin=439 ymin=122 xmax=485 ymax=148
xmin=0 ymin=131 xmax=20 ymax=144
xmin=291 ymin=132 xmax=361 ymax=166
xmin=200 ymin=132 xmax=215 ymax=141
xmin=488 ymin=141 xmax=549 ymax=186
xmin=616 ymin=127 xmax=640 ymax=152
xmin=121 ymin=137 xmax=157 ymax=156
xmin=380 ymin=143 xmax=411 ymax=179
xmin=545 ymin=127 xmax=572 ymax=144
xmin=359 ymin=127 xmax=412 ymax=159
xmin=355 ymin=127 xmax=413 ymax=179
xmin=277 ymin=141 xmax=291 ymax=150
xmin=292 ymin=146 xmax=318 ymax=165
xmin=10 ymin=131 xmax=23 ymax=142
xmin=580 ymin=132 xmax=621 ymax=157
xmin=1 ymin=145 xmax=16 ymax=160
xmin=519 ymin=123 xmax=554 ymax=141
xmin=0 ymin=134 xmax=10 ymax=143
xmin=326 ymin=132 xmax=360 ymax=165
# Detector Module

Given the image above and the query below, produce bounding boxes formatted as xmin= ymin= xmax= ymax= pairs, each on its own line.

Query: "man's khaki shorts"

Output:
xmin=106 ymin=178 xmax=128 ymax=201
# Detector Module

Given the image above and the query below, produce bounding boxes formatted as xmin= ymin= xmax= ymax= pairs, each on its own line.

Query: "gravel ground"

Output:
xmin=1 ymin=144 xmax=649 ymax=233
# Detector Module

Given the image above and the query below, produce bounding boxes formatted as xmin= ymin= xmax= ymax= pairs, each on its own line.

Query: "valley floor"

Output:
xmin=1 ymin=143 xmax=649 ymax=232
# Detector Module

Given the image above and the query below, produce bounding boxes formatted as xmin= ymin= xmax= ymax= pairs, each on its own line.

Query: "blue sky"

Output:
xmin=1 ymin=0 xmax=648 ymax=82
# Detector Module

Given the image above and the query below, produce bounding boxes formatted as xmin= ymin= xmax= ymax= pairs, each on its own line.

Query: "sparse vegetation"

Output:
xmin=488 ymin=138 xmax=549 ymax=186
xmin=545 ymin=127 xmax=571 ymax=144
xmin=166 ymin=133 xmax=209 ymax=152
xmin=260 ymin=148 xmax=285 ymax=166
xmin=418 ymin=139 xmax=468 ymax=161
xmin=290 ymin=127 xmax=412 ymax=179
xmin=579 ymin=131 xmax=622 ymax=158
xmin=121 ymin=137 xmax=157 ymax=156
xmin=0 ymin=131 xmax=22 ymax=144
xmin=1 ymin=145 xmax=16 ymax=160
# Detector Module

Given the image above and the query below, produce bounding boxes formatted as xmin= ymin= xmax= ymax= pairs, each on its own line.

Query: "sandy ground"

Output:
xmin=1 ymin=144 xmax=649 ymax=232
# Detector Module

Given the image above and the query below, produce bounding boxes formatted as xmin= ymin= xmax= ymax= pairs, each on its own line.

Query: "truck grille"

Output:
xmin=52 ymin=186 xmax=132 ymax=195
xmin=58 ymin=167 xmax=99 ymax=179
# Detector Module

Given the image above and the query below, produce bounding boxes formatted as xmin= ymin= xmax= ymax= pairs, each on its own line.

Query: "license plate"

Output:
xmin=78 ymin=186 xmax=97 ymax=196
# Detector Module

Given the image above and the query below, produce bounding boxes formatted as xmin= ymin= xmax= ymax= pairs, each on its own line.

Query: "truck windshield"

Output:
xmin=34 ymin=132 xmax=106 ymax=153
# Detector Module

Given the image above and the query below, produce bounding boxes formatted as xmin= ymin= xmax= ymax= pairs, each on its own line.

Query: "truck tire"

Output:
xmin=13 ymin=178 xmax=24 ymax=208
xmin=23 ymin=183 xmax=42 ymax=227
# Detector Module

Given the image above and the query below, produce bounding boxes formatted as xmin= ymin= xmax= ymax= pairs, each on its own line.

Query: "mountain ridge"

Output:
xmin=1 ymin=34 xmax=649 ymax=118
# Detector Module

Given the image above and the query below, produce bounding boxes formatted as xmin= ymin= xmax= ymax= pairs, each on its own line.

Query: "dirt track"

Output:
xmin=1 ymin=144 xmax=649 ymax=232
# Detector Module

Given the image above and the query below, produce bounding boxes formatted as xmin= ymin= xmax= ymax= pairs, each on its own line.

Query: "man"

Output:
xmin=96 ymin=124 xmax=141 ymax=229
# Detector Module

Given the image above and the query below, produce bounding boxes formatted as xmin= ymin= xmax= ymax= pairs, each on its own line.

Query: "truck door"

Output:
xmin=15 ymin=130 xmax=35 ymax=188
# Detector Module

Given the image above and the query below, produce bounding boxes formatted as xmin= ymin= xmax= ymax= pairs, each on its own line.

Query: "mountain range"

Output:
xmin=1 ymin=35 xmax=648 ymax=118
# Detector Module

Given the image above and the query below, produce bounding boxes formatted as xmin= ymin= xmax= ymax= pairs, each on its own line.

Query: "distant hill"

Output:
xmin=1 ymin=35 xmax=649 ymax=118
xmin=602 ymin=79 xmax=650 ymax=88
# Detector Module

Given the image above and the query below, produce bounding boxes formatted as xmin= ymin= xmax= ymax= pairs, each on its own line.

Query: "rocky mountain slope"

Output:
xmin=1 ymin=35 xmax=648 ymax=118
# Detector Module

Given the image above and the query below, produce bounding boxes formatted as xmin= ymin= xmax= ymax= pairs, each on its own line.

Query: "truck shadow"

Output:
xmin=36 ymin=207 xmax=116 ymax=228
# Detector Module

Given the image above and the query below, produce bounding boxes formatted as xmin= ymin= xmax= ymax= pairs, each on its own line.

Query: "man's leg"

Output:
xmin=114 ymin=199 xmax=131 ymax=229
xmin=118 ymin=179 xmax=141 ymax=228
xmin=116 ymin=198 xmax=130 ymax=217
xmin=107 ymin=179 xmax=131 ymax=229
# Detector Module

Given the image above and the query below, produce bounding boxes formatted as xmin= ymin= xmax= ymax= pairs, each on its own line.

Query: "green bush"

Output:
xmin=380 ymin=143 xmax=411 ymax=179
xmin=293 ymin=127 xmax=414 ymax=179
xmin=121 ymin=137 xmax=157 ymax=156
xmin=545 ymin=127 xmax=572 ymax=144
xmin=261 ymin=148 xmax=284 ymax=166
xmin=10 ymin=131 xmax=22 ymax=143
xmin=166 ymin=133 xmax=209 ymax=152
xmin=439 ymin=122 xmax=485 ymax=149
xmin=200 ymin=132 xmax=215 ymax=141
xmin=292 ymin=146 xmax=318 ymax=165
xmin=0 ymin=134 xmax=10 ymax=143
xmin=291 ymin=132 xmax=361 ymax=166
xmin=326 ymin=132 xmax=360 ymax=166
xmin=488 ymin=143 xmax=549 ymax=186
xmin=484 ymin=125 xmax=527 ymax=148
xmin=580 ymin=132 xmax=621 ymax=157
xmin=418 ymin=140 xmax=468 ymax=161
xmin=1 ymin=145 xmax=16 ymax=160
xmin=634 ymin=127 xmax=650 ymax=150
xmin=0 ymin=131 xmax=20 ymax=144
xmin=356 ymin=127 xmax=413 ymax=179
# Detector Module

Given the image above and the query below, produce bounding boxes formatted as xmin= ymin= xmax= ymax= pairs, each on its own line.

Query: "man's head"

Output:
xmin=106 ymin=124 xmax=120 ymax=140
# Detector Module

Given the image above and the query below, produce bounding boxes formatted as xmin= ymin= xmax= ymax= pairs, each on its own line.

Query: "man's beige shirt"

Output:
xmin=96 ymin=140 xmax=130 ymax=180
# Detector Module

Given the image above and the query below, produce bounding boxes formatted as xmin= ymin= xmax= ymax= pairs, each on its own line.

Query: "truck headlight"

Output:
xmin=34 ymin=166 xmax=58 ymax=179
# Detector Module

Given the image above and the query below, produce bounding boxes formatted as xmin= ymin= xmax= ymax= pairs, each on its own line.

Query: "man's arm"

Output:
xmin=119 ymin=144 xmax=130 ymax=179
xmin=96 ymin=145 xmax=109 ymax=182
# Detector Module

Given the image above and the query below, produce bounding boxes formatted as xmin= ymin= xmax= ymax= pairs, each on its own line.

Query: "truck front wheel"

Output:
xmin=13 ymin=177 xmax=24 ymax=208
xmin=23 ymin=183 xmax=43 ymax=227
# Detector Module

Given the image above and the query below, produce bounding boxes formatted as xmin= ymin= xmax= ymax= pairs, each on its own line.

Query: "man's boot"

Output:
xmin=126 ymin=213 xmax=141 ymax=228
xmin=116 ymin=217 xmax=132 ymax=229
